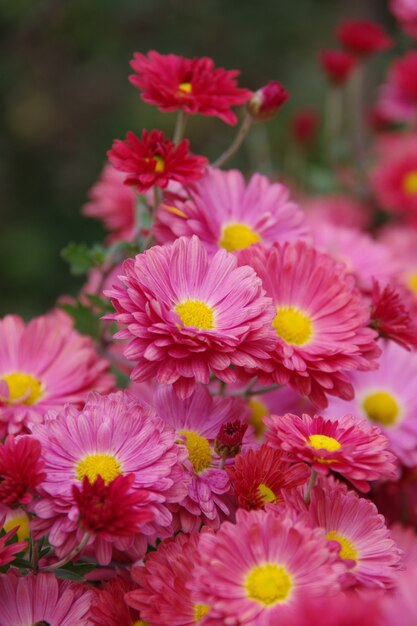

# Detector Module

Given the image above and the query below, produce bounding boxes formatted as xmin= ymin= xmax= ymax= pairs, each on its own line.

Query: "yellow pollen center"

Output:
xmin=219 ymin=223 xmax=262 ymax=252
xmin=194 ymin=604 xmax=210 ymax=621
xmin=362 ymin=391 xmax=400 ymax=427
xmin=248 ymin=398 xmax=269 ymax=439
xmin=153 ymin=155 xmax=165 ymax=173
xmin=179 ymin=430 xmax=212 ymax=473
xmin=326 ymin=530 xmax=358 ymax=561
xmin=1 ymin=372 xmax=43 ymax=405
xmin=403 ymin=170 xmax=417 ymax=195
xmin=75 ymin=453 xmax=122 ymax=485
xmin=132 ymin=621 xmax=149 ymax=626
xmin=163 ymin=204 xmax=187 ymax=218
xmin=245 ymin=563 xmax=292 ymax=606
xmin=272 ymin=307 xmax=312 ymax=345
xmin=407 ymin=272 xmax=417 ymax=294
xmin=175 ymin=299 xmax=214 ymax=330
xmin=4 ymin=510 xmax=30 ymax=542
xmin=308 ymin=434 xmax=341 ymax=452
xmin=258 ymin=482 xmax=277 ymax=504
xmin=178 ymin=81 xmax=192 ymax=94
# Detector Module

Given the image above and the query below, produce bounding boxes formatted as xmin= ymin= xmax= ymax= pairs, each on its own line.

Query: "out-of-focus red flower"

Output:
xmin=292 ymin=108 xmax=319 ymax=147
xmin=368 ymin=105 xmax=395 ymax=132
xmin=247 ymin=81 xmax=289 ymax=121
xmin=337 ymin=20 xmax=393 ymax=57
xmin=214 ymin=419 xmax=248 ymax=459
xmin=0 ymin=435 xmax=45 ymax=506
xmin=320 ymin=49 xmax=357 ymax=85
xmin=370 ymin=280 xmax=417 ymax=351
xmin=129 ymin=51 xmax=251 ymax=125
xmin=108 ymin=130 xmax=207 ymax=193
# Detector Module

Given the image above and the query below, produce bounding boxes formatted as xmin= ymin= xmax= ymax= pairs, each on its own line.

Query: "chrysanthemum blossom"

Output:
xmin=228 ymin=443 xmax=309 ymax=510
xmin=0 ymin=310 xmax=114 ymax=437
xmin=108 ymin=129 xmax=207 ymax=193
xmin=390 ymin=0 xmax=417 ymax=39
xmin=320 ymin=49 xmax=357 ymax=85
xmin=0 ymin=572 xmax=93 ymax=626
xmin=371 ymin=148 xmax=417 ymax=218
xmin=238 ymin=242 xmax=380 ymax=408
xmin=371 ymin=280 xmax=417 ymax=350
xmin=326 ymin=341 xmax=417 ymax=467
xmin=106 ymin=236 xmax=277 ymax=399
xmin=190 ymin=508 xmax=341 ymax=625
xmin=129 ymin=51 xmax=251 ymax=125
xmin=126 ymin=532 xmax=210 ymax=625
xmin=247 ymin=81 xmax=289 ymax=121
xmin=0 ymin=435 xmax=45 ymax=507
xmin=154 ymin=167 xmax=309 ymax=253
xmin=0 ymin=513 xmax=26 ymax=566
xmin=306 ymin=487 xmax=403 ymax=589
xmin=91 ymin=576 xmax=142 ymax=626
xmin=31 ymin=391 xmax=189 ymax=565
xmin=266 ymin=413 xmax=398 ymax=492
xmin=154 ymin=383 xmax=251 ymax=531
xmin=337 ymin=19 xmax=393 ymax=56
xmin=290 ymin=590 xmax=384 ymax=626
xmin=378 ymin=52 xmax=417 ymax=123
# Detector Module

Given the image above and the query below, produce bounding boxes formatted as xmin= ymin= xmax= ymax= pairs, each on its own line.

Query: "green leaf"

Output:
xmin=60 ymin=301 xmax=101 ymax=339
xmin=61 ymin=242 xmax=106 ymax=276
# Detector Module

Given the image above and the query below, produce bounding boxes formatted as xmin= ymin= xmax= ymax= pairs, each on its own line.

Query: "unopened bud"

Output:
xmin=247 ymin=81 xmax=289 ymax=121
xmin=319 ymin=49 xmax=357 ymax=85
xmin=214 ymin=420 xmax=248 ymax=459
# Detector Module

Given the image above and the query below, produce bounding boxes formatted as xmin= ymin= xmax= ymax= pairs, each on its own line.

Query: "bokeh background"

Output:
xmin=0 ymin=0 xmax=393 ymax=316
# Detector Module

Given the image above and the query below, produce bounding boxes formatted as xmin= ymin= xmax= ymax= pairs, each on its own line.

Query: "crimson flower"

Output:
xmin=0 ymin=435 xmax=45 ymax=506
xmin=130 ymin=51 xmax=251 ymax=125
xmin=247 ymin=81 xmax=289 ymax=121
xmin=292 ymin=108 xmax=319 ymax=146
xmin=370 ymin=280 xmax=417 ymax=351
xmin=320 ymin=49 xmax=357 ymax=85
xmin=337 ymin=20 xmax=393 ymax=57
xmin=108 ymin=129 xmax=207 ymax=193
xmin=214 ymin=419 xmax=248 ymax=459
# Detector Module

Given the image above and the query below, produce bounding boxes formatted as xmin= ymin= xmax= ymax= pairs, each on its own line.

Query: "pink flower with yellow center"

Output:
xmin=154 ymin=167 xmax=309 ymax=253
xmin=238 ymin=241 xmax=380 ymax=408
xmin=378 ymin=51 xmax=417 ymax=124
xmin=371 ymin=149 xmax=417 ymax=219
xmin=190 ymin=509 xmax=341 ymax=625
xmin=265 ymin=412 xmax=398 ymax=492
xmin=106 ymin=235 xmax=277 ymax=399
xmin=306 ymin=486 xmax=403 ymax=589
xmin=0 ymin=310 xmax=114 ymax=437
xmin=30 ymin=391 xmax=189 ymax=565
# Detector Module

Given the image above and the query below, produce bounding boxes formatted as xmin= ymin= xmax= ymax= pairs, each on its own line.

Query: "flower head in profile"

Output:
xmin=106 ymin=236 xmax=277 ymax=399
xmin=320 ymin=49 xmax=357 ymax=85
xmin=130 ymin=51 xmax=251 ymax=125
xmin=238 ymin=241 xmax=380 ymax=408
xmin=266 ymin=412 xmax=398 ymax=492
xmin=190 ymin=508 xmax=341 ymax=625
xmin=371 ymin=147 xmax=417 ymax=219
xmin=0 ymin=310 xmax=114 ymax=437
xmin=108 ymin=129 xmax=207 ymax=193
xmin=247 ymin=80 xmax=289 ymax=120
xmin=370 ymin=280 xmax=417 ymax=350
xmin=154 ymin=167 xmax=309 ymax=253
xmin=0 ymin=435 xmax=45 ymax=507
xmin=337 ymin=19 xmax=393 ymax=56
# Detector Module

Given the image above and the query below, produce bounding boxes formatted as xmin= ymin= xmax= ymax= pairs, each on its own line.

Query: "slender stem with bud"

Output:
xmin=173 ymin=110 xmax=188 ymax=144
xmin=42 ymin=533 xmax=90 ymax=572
xmin=213 ymin=112 xmax=253 ymax=168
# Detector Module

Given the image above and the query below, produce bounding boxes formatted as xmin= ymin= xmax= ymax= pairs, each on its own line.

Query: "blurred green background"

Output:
xmin=0 ymin=0 xmax=392 ymax=317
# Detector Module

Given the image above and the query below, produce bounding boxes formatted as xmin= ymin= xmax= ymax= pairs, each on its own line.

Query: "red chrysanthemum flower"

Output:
xmin=292 ymin=108 xmax=319 ymax=146
xmin=0 ymin=514 xmax=27 ymax=566
xmin=337 ymin=20 xmax=393 ymax=56
xmin=266 ymin=413 xmax=398 ymax=492
xmin=370 ymin=280 xmax=417 ymax=351
xmin=214 ymin=419 xmax=248 ymax=460
xmin=91 ymin=576 xmax=142 ymax=626
xmin=108 ymin=129 xmax=207 ymax=193
xmin=320 ymin=49 xmax=357 ymax=85
xmin=129 ymin=51 xmax=251 ymax=125
xmin=72 ymin=474 xmax=155 ymax=538
xmin=227 ymin=443 xmax=309 ymax=510
xmin=247 ymin=81 xmax=289 ymax=121
xmin=0 ymin=435 xmax=45 ymax=507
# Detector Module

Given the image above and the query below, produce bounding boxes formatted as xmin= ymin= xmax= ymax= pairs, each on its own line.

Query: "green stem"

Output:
xmin=324 ymin=85 xmax=343 ymax=163
xmin=42 ymin=533 xmax=90 ymax=571
xmin=173 ymin=110 xmax=187 ymax=144
xmin=213 ymin=112 xmax=253 ymax=168
xmin=304 ymin=469 xmax=317 ymax=504
xmin=246 ymin=384 xmax=279 ymax=397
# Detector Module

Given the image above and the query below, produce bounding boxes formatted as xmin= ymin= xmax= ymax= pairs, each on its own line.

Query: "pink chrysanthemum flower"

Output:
xmin=0 ymin=310 xmax=114 ymax=437
xmin=370 ymin=280 xmax=417 ymax=350
xmin=371 ymin=148 xmax=417 ymax=219
xmin=302 ymin=194 xmax=371 ymax=230
xmin=0 ymin=572 xmax=93 ymax=626
xmin=129 ymin=51 xmax=251 ymax=125
xmin=378 ymin=224 xmax=417 ymax=298
xmin=91 ymin=576 xmax=142 ymax=626
xmin=306 ymin=486 xmax=403 ymax=589
xmin=391 ymin=0 xmax=417 ymax=39
xmin=0 ymin=513 xmax=27 ymax=566
xmin=190 ymin=508 xmax=341 ymax=625
xmin=154 ymin=167 xmax=309 ymax=253
xmin=266 ymin=412 xmax=398 ymax=492
xmin=30 ymin=391 xmax=189 ymax=565
xmin=238 ymin=242 xmax=380 ymax=408
xmin=0 ymin=435 xmax=45 ymax=507
xmin=106 ymin=235 xmax=277 ymax=399
xmin=326 ymin=341 xmax=417 ymax=467
xmin=155 ymin=383 xmax=251 ymax=531
xmin=108 ymin=129 xmax=207 ymax=193
xmin=126 ymin=532 xmax=210 ymax=625
xmin=378 ymin=52 xmax=417 ymax=124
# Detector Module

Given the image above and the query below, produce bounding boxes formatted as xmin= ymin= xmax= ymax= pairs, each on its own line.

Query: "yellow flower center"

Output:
xmin=245 ymin=563 xmax=292 ymax=606
xmin=308 ymin=434 xmax=341 ymax=452
xmin=194 ymin=604 xmax=210 ymax=622
xmin=3 ymin=510 xmax=30 ymax=542
xmin=75 ymin=453 xmax=122 ymax=485
xmin=163 ymin=204 xmax=187 ymax=218
xmin=248 ymin=397 xmax=269 ymax=439
xmin=326 ymin=530 xmax=358 ymax=561
xmin=175 ymin=299 xmax=214 ymax=330
xmin=272 ymin=307 xmax=312 ymax=346
xmin=362 ymin=391 xmax=400 ymax=427
xmin=402 ymin=170 xmax=417 ymax=196
xmin=406 ymin=272 xmax=417 ymax=294
xmin=179 ymin=430 xmax=212 ymax=473
xmin=0 ymin=372 xmax=43 ymax=405
xmin=153 ymin=155 xmax=165 ymax=173
xmin=258 ymin=482 xmax=277 ymax=504
xmin=132 ymin=621 xmax=149 ymax=626
xmin=219 ymin=223 xmax=261 ymax=252
xmin=178 ymin=81 xmax=192 ymax=94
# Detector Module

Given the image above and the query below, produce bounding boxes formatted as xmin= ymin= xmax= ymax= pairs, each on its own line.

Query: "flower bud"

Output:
xmin=247 ymin=81 xmax=289 ymax=121
xmin=320 ymin=49 xmax=357 ymax=85
xmin=214 ymin=420 xmax=248 ymax=459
